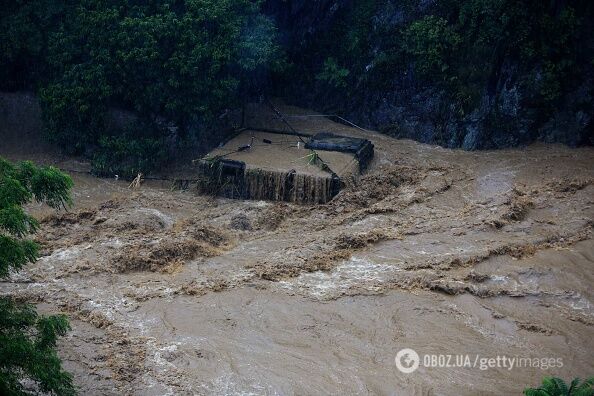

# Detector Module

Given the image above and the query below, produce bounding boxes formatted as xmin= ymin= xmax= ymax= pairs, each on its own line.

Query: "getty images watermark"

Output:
xmin=395 ymin=348 xmax=563 ymax=374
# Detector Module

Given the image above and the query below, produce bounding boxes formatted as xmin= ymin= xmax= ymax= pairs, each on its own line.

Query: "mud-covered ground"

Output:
xmin=1 ymin=101 xmax=593 ymax=395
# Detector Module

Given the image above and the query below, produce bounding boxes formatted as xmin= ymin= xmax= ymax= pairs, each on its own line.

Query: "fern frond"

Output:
xmin=552 ymin=377 xmax=569 ymax=394
xmin=541 ymin=377 xmax=557 ymax=393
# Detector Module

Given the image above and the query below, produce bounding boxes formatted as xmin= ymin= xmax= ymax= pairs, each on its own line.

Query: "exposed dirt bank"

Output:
xmin=1 ymin=102 xmax=593 ymax=395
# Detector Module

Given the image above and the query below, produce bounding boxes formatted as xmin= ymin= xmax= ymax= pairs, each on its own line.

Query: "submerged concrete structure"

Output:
xmin=196 ymin=129 xmax=373 ymax=204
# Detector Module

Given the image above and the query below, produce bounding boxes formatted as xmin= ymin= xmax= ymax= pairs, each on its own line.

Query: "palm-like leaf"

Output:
xmin=573 ymin=377 xmax=594 ymax=396
xmin=525 ymin=377 xmax=594 ymax=396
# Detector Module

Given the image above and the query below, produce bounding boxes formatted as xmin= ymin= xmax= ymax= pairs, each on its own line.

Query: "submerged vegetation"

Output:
xmin=0 ymin=158 xmax=75 ymax=395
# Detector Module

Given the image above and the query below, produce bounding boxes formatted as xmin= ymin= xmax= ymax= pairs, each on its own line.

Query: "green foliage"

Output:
xmin=343 ymin=0 xmax=378 ymax=56
xmin=91 ymin=122 xmax=168 ymax=179
xmin=403 ymin=0 xmax=590 ymax=113
xmin=403 ymin=16 xmax=461 ymax=79
xmin=316 ymin=58 xmax=350 ymax=89
xmin=2 ymin=0 xmax=593 ymax=153
xmin=524 ymin=377 xmax=594 ymax=396
xmin=0 ymin=158 xmax=73 ymax=275
xmin=0 ymin=157 xmax=75 ymax=395
xmin=39 ymin=66 xmax=111 ymax=156
xmin=279 ymin=0 xmax=592 ymax=124
xmin=0 ymin=299 xmax=74 ymax=396
xmin=15 ymin=161 xmax=75 ymax=210
xmin=0 ymin=0 xmax=66 ymax=89
xmin=2 ymin=0 xmax=282 ymax=166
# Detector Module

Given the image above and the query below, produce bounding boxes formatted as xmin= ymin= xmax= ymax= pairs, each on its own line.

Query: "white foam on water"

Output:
xmin=135 ymin=208 xmax=174 ymax=228
xmin=48 ymin=246 xmax=82 ymax=261
xmin=490 ymin=275 xmax=509 ymax=283
xmin=203 ymin=373 xmax=271 ymax=396
xmin=552 ymin=292 xmax=594 ymax=317
xmin=279 ymin=256 xmax=400 ymax=299
xmin=101 ymin=237 xmax=124 ymax=248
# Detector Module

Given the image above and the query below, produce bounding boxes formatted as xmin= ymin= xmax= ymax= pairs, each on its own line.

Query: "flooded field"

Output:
xmin=1 ymin=101 xmax=593 ymax=395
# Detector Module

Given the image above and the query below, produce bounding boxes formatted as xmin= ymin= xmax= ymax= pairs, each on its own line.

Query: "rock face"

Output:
xmin=263 ymin=0 xmax=347 ymax=44
xmin=263 ymin=0 xmax=594 ymax=149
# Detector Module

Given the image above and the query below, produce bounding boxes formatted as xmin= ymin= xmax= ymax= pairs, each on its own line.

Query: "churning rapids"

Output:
xmin=1 ymin=100 xmax=593 ymax=395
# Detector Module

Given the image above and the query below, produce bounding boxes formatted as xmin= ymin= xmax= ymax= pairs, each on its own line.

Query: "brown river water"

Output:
xmin=1 ymin=95 xmax=593 ymax=395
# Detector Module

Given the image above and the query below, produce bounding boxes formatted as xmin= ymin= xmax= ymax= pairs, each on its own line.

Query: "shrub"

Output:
xmin=524 ymin=377 xmax=594 ymax=396
xmin=91 ymin=123 xmax=168 ymax=179
xmin=3 ymin=0 xmax=282 ymax=160
xmin=403 ymin=15 xmax=461 ymax=80
xmin=0 ymin=157 xmax=75 ymax=396
xmin=316 ymin=57 xmax=350 ymax=89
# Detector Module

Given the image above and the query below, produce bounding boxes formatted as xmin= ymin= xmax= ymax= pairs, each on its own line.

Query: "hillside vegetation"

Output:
xmin=1 ymin=0 xmax=592 ymax=175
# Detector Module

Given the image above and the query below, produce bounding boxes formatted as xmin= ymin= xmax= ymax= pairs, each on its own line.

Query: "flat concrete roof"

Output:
xmin=205 ymin=130 xmax=359 ymax=178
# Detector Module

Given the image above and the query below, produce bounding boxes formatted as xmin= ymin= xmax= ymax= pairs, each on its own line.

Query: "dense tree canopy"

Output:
xmin=278 ymin=0 xmax=592 ymax=113
xmin=0 ymin=157 xmax=75 ymax=395
xmin=1 ymin=0 xmax=592 ymax=170
xmin=1 ymin=0 xmax=281 ymax=176
xmin=270 ymin=0 xmax=593 ymax=147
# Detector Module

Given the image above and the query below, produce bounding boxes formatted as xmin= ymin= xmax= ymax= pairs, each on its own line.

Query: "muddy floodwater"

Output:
xmin=1 ymin=102 xmax=593 ymax=395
